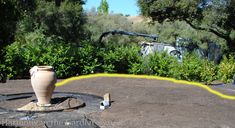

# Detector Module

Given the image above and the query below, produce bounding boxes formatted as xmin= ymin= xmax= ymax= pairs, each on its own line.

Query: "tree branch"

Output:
xmin=183 ymin=19 xmax=229 ymax=39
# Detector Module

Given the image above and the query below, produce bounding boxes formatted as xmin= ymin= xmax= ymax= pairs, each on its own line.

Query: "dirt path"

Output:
xmin=1 ymin=77 xmax=235 ymax=128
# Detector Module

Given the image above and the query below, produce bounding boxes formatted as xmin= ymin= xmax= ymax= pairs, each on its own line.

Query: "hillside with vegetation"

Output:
xmin=0 ymin=0 xmax=235 ymax=84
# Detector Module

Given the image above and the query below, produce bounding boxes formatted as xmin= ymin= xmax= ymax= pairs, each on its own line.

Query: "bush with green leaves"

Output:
xmin=199 ymin=60 xmax=218 ymax=84
xmin=4 ymin=30 xmax=80 ymax=79
xmin=142 ymin=52 xmax=177 ymax=77
xmin=217 ymin=55 xmax=235 ymax=83
xmin=100 ymin=44 xmax=142 ymax=73
xmin=157 ymin=52 xmax=218 ymax=84
xmin=128 ymin=50 xmax=218 ymax=84
xmin=171 ymin=53 xmax=204 ymax=81
xmin=76 ymin=43 xmax=101 ymax=74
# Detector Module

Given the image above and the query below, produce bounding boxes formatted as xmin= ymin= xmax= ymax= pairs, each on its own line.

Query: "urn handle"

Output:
xmin=30 ymin=66 xmax=38 ymax=78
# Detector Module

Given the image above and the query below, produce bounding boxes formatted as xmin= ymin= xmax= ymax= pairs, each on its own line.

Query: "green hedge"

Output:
xmin=169 ymin=53 xmax=218 ymax=83
xmin=100 ymin=44 xmax=142 ymax=73
xmin=127 ymin=52 xmax=218 ymax=84
xmin=1 ymin=30 xmax=142 ymax=79
xmin=1 ymin=30 xmax=235 ymax=84
xmin=4 ymin=30 xmax=80 ymax=78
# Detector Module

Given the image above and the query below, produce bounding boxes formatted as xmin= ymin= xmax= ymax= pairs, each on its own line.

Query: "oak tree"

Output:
xmin=138 ymin=0 xmax=235 ymax=52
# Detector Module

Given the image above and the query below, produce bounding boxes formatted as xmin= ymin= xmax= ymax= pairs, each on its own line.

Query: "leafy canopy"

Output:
xmin=138 ymin=0 xmax=235 ymax=52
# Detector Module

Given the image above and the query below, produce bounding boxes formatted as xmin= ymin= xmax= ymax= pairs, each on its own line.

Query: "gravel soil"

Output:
xmin=1 ymin=77 xmax=235 ymax=128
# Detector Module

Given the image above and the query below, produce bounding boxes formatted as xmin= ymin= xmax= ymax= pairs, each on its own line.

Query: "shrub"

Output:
xmin=217 ymin=55 xmax=235 ymax=83
xmin=199 ymin=59 xmax=218 ymax=84
xmin=128 ymin=62 xmax=143 ymax=74
xmin=128 ymin=50 xmax=218 ymax=84
xmin=143 ymin=52 xmax=176 ymax=77
xmin=168 ymin=52 xmax=218 ymax=83
xmin=76 ymin=42 xmax=101 ymax=74
xmin=170 ymin=53 xmax=203 ymax=81
xmin=100 ymin=44 xmax=142 ymax=73
xmin=4 ymin=29 xmax=80 ymax=79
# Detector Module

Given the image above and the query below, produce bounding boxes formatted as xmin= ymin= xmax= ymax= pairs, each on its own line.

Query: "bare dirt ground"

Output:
xmin=1 ymin=77 xmax=235 ymax=128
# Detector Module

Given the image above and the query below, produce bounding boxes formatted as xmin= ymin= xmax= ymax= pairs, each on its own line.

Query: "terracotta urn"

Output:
xmin=30 ymin=66 xmax=56 ymax=106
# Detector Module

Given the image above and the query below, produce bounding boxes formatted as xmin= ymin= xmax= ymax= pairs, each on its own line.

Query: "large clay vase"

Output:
xmin=30 ymin=66 xmax=56 ymax=106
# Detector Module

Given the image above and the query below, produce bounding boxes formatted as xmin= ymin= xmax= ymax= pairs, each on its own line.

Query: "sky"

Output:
xmin=83 ymin=0 xmax=140 ymax=16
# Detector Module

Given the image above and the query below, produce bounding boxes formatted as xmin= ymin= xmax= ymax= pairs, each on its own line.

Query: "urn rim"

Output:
xmin=37 ymin=66 xmax=54 ymax=71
